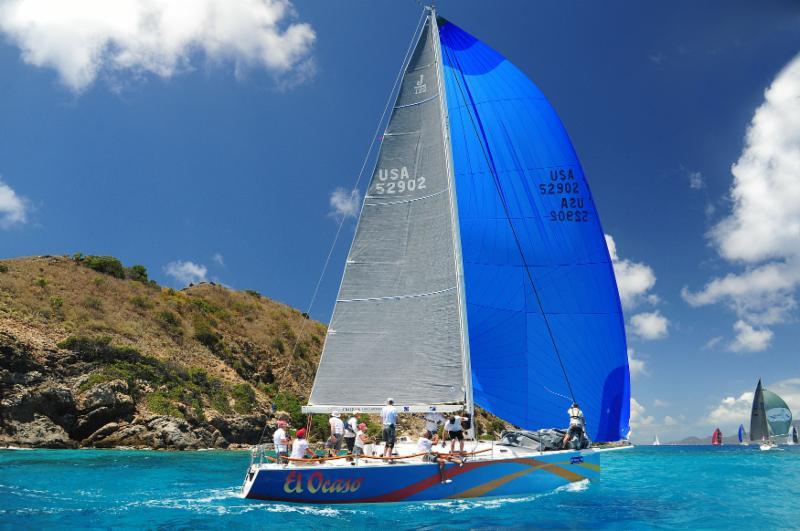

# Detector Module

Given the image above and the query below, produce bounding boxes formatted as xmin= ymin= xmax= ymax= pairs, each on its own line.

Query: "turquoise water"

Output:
xmin=1 ymin=446 xmax=799 ymax=529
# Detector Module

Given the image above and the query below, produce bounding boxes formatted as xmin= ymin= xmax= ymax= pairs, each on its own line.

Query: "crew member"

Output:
xmin=561 ymin=402 xmax=585 ymax=449
xmin=329 ymin=411 xmax=344 ymax=450
xmin=444 ymin=414 xmax=468 ymax=454
xmin=343 ymin=410 xmax=360 ymax=459
xmin=381 ymin=398 xmax=397 ymax=458
xmin=290 ymin=428 xmax=315 ymax=462
xmin=273 ymin=419 xmax=290 ymax=463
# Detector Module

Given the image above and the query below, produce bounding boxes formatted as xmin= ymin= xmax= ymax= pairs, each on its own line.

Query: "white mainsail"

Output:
xmin=305 ymin=14 xmax=468 ymax=413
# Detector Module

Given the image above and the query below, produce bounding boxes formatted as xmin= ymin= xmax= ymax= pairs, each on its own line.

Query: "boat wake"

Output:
xmin=403 ymin=480 xmax=591 ymax=514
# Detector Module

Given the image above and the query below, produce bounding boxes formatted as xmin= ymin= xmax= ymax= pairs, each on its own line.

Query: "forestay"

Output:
xmin=307 ymin=15 xmax=467 ymax=410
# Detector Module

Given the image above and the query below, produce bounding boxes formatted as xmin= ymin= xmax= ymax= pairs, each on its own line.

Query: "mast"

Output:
xmin=431 ymin=6 xmax=474 ymax=435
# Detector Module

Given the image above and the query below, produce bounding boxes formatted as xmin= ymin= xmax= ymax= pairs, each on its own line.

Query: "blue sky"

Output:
xmin=1 ymin=0 xmax=799 ymax=443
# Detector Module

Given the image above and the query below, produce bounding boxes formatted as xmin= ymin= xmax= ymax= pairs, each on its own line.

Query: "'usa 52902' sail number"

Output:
xmin=374 ymin=167 xmax=426 ymax=195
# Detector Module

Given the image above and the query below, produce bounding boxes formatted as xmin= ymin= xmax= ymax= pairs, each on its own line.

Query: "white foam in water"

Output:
xmin=557 ymin=479 xmax=590 ymax=493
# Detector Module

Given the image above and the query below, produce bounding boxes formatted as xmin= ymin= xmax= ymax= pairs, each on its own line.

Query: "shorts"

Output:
xmin=276 ymin=451 xmax=288 ymax=463
xmin=353 ymin=446 xmax=364 ymax=457
xmin=567 ymin=425 xmax=583 ymax=438
xmin=447 ymin=430 xmax=464 ymax=441
xmin=382 ymin=424 xmax=396 ymax=448
xmin=422 ymin=453 xmax=439 ymax=463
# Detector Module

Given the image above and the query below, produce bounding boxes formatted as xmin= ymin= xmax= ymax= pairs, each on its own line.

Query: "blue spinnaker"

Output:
xmin=439 ymin=19 xmax=630 ymax=442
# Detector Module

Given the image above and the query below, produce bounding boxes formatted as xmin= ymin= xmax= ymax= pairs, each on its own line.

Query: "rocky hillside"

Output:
xmin=0 ymin=255 xmax=326 ymax=449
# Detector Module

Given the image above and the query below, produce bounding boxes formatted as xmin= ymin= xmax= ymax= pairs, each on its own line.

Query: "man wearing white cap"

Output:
xmin=329 ymin=411 xmax=344 ymax=451
xmin=381 ymin=398 xmax=397 ymax=458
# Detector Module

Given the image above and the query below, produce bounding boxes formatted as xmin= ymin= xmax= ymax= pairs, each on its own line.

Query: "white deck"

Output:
xmin=250 ymin=439 xmax=594 ymax=472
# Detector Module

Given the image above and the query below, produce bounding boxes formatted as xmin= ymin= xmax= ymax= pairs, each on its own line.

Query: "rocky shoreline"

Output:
xmin=0 ymin=331 xmax=276 ymax=450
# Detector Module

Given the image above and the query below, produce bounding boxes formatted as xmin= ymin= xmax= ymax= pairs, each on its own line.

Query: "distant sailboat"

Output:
xmin=788 ymin=426 xmax=798 ymax=446
xmin=737 ymin=424 xmax=746 ymax=445
xmin=711 ymin=428 xmax=722 ymax=446
xmin=750 ymin=379 xmax=793 ymax=451
xmin=653 ymin=435 xmax=661 ymax=446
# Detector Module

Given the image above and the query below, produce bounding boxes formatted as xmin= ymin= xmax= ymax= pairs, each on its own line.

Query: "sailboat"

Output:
xmin=242 ymin=6 xmax=630 ymax=503
xmin=790 ymin=426 xmax=799 ymax=445
xmin=711 ymin=428 xmax=722 ymax=446
xmin=652 ymin=435 xmax=661 ymax=446
xmin=750 ymin=379 xmax=793 ymax=451
xmin=737 ymin=424 xmax=746 ymax=445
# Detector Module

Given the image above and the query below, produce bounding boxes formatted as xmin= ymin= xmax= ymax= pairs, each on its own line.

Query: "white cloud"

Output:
xmin=212 ymin=253 xmax=225 ymax=267
xmin=0 ymin=0 xmax=316 ymax=92
xmin=688 ymin=170 xmax=705 ymax=190
xmin=164 ymin=260 xmax=207 ymax=286
xmin=0 ymin=177 xmax=29 ymax=228
xmin=683 ymin=52 xmax=800 ymax=343
xmin=329 ymin=187 xmax=360 ymax=219
xmin=707 ymin=392 xmax=754 ymax=426
xmin=663 ymin=415 xmax=678 ymax=426
xmin=605 ymin=234 xmax=658 ymax=309
xmin=627 ymin=348 xmax=647 ymax=379
xmin=653 ymin=399 xmax=668 ymax=408
xmin=630 ymin=398 xmax=654 ymax=430
xmin=729 ymin=320 xmax=773 ymax=352
xmin=630 ymin=311 xmax=669 ymax=340
xmin=703 ymin=336 xmax=723 ymax=350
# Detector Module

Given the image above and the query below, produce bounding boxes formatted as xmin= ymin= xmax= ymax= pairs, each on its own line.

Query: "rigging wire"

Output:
xmin=258 ymin=8 xmax=428 ymax=444
xmin=440 ymin=39 xmax=577 ymax=405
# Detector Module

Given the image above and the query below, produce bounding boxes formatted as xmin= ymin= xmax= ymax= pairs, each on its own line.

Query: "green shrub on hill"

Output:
xmin=126 ymin=265 xmax=149 ymax=283
xmin=156 ymin=310 xmax=183 ymax=340
xmin=82 ymin=256 xmax=126 ymax=279
xmin=231 ymin=383 xmax=256 ymax=414
xmin=60 ymin=335 xmax=245 ymax=419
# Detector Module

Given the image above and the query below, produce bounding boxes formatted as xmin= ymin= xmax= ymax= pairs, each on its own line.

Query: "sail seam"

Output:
xmin=337 ymin=286 xmax=456 ymax=303
xmin=365 ymin=188 xmax=448 ymax=205
xmin=395 ymin=93 xmax=439 ymax=108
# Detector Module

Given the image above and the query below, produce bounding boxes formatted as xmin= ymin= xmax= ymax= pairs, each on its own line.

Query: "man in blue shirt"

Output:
xmin=380 ymin=398 xmax=397 ymax=458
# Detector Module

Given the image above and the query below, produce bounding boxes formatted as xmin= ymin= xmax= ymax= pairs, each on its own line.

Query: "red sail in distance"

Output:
xmin=711 ymin=428 xmax=722 ymax=445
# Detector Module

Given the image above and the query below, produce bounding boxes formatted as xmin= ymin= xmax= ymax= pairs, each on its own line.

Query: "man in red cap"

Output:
xmin=290 ymin=428 xmax=314 ymax=461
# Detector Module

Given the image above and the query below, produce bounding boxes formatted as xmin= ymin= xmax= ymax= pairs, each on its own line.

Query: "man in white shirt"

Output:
xmin=381 ymin=398 xmax=397 ymax=458
xmin=444 ymin=414 xmax=468 ymax=454
xmin=562 ymin=402 xmax=585 ymax=449
xmin=290 ymin=428 xmax=314 ymax=461
xmin=417 ymin=431 xmax=460 ymax=484
xmin=343 ymin=411 xmax=359 ymax=458
xmin=354 ymin=422 xmax=371 ymax=461
xmin=273 ymin=419 xmax=289 ymax=463
xmin=424 ymin=412 xmax=446 ymax=439
xmin=329 ymin=411 xmax=344 ymax=451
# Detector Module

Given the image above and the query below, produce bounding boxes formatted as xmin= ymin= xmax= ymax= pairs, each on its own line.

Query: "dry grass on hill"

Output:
xmin=0 ymin=255 xmax=326 ymax=418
